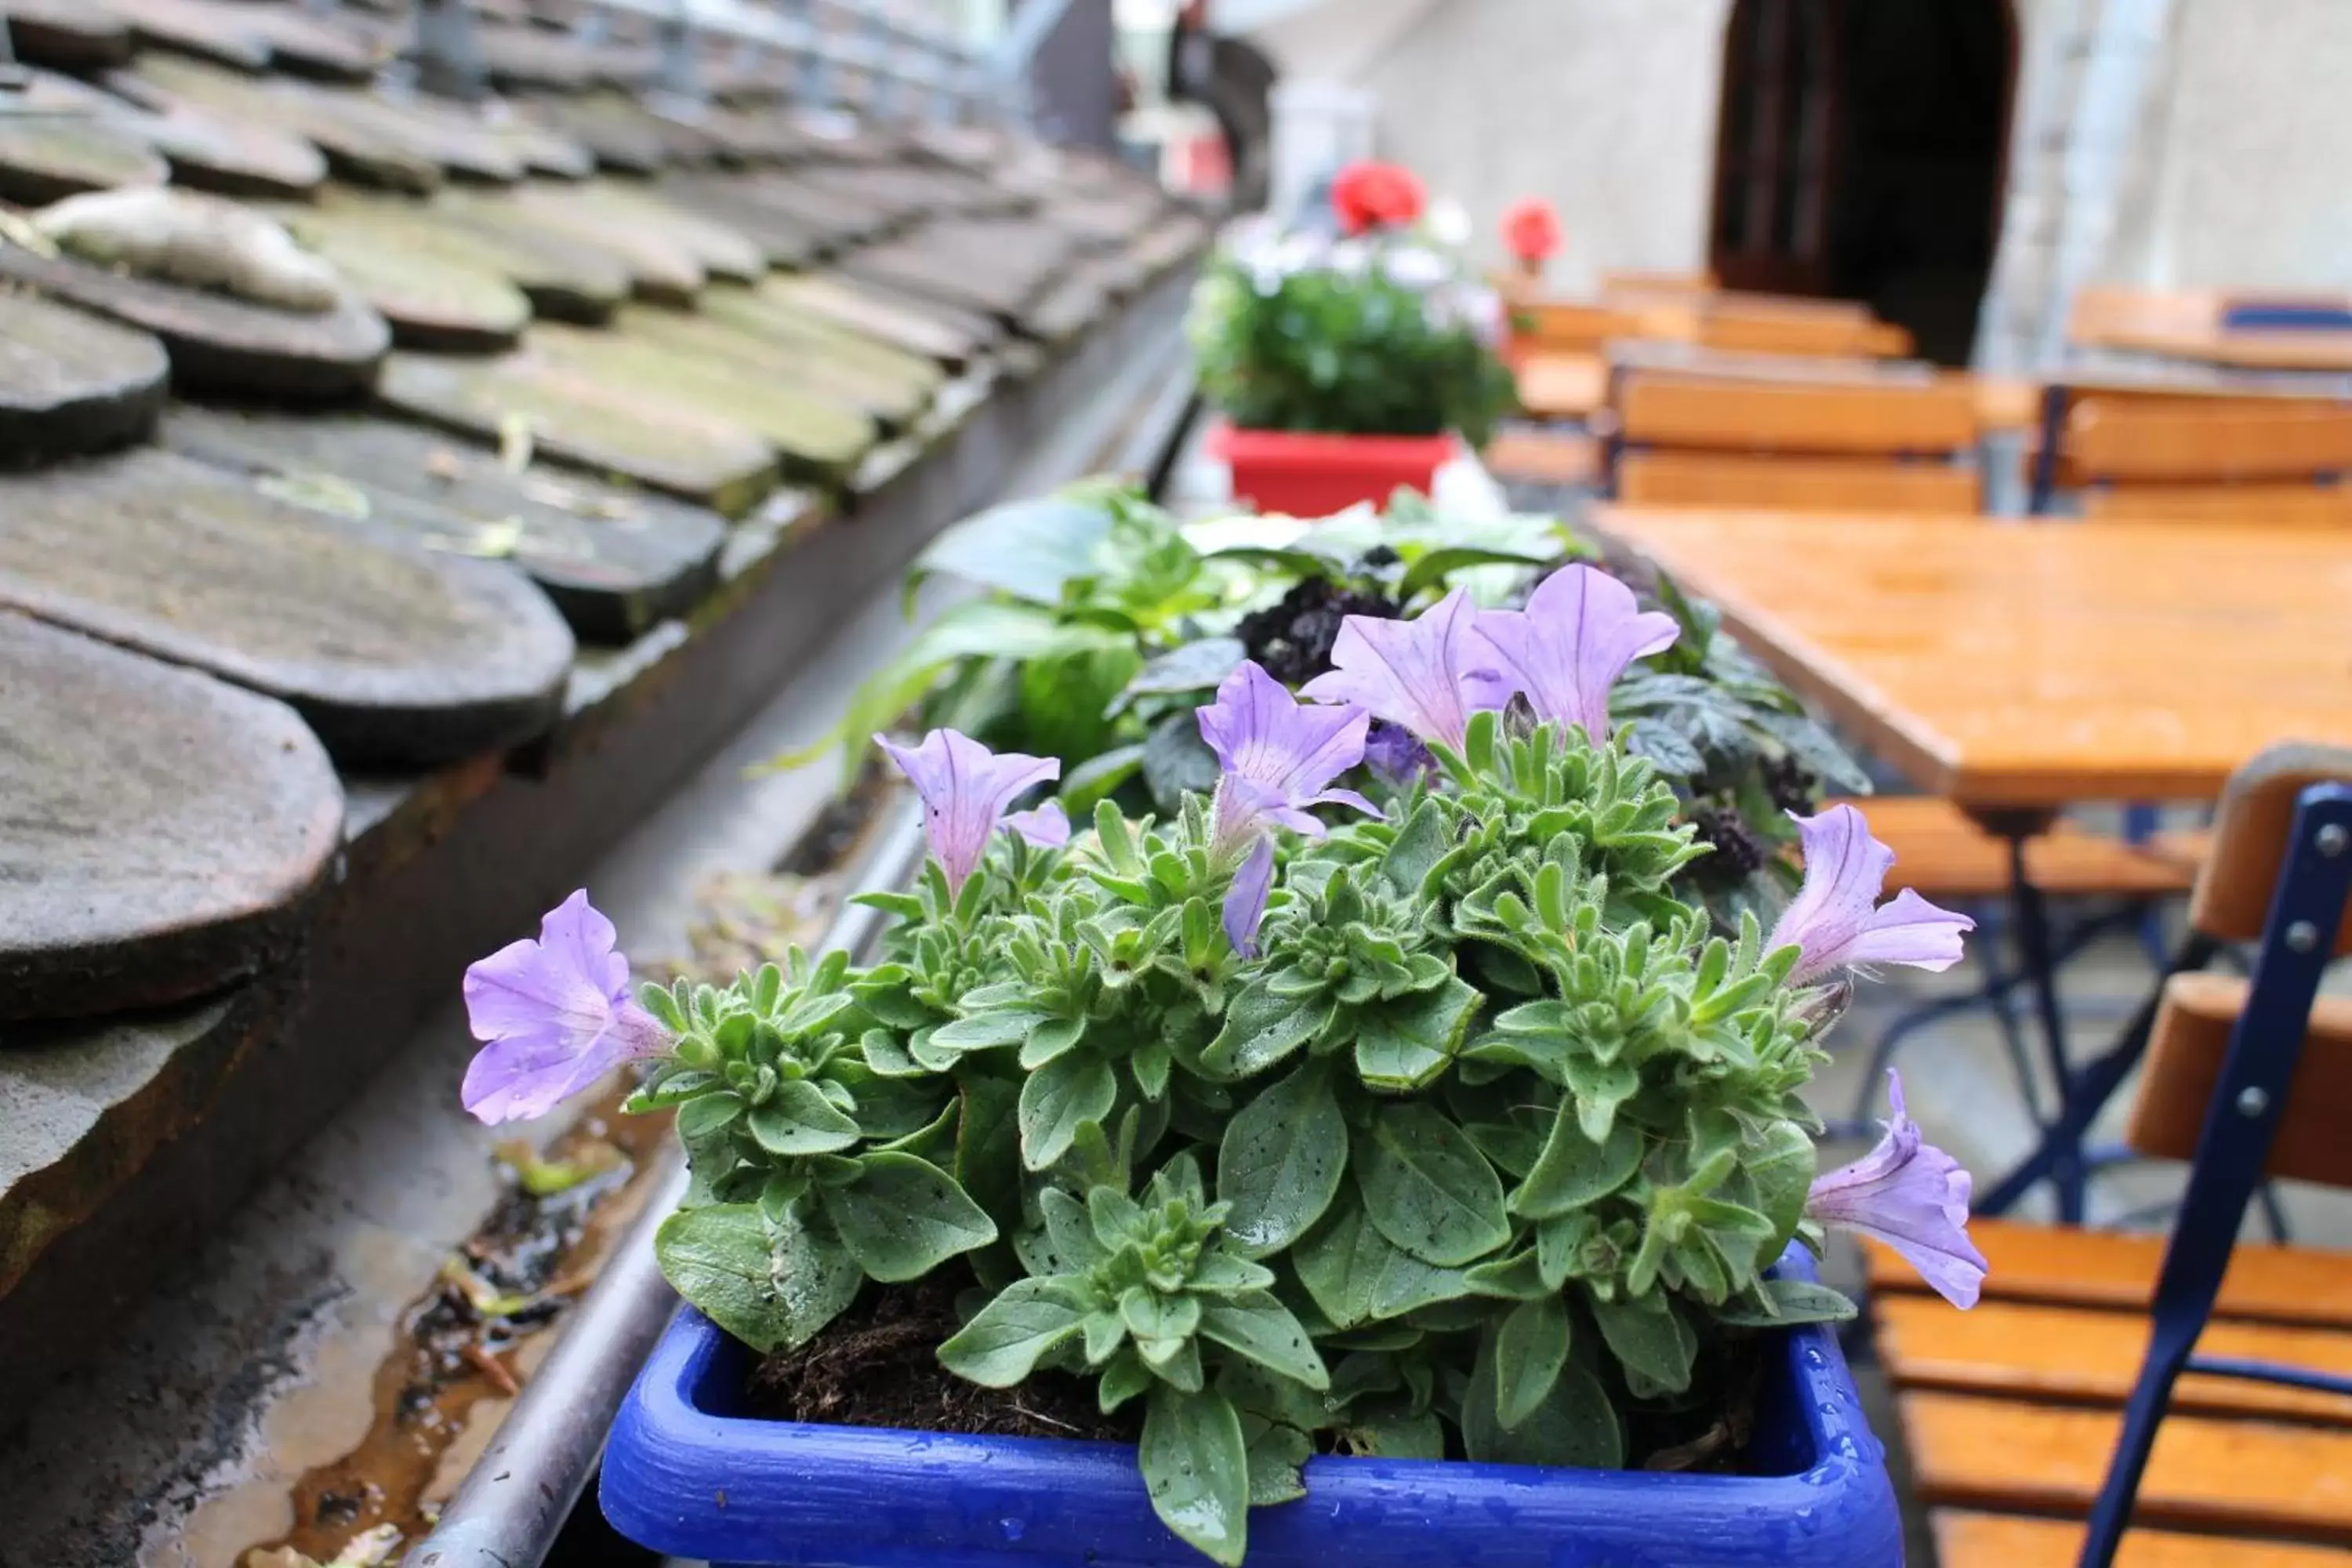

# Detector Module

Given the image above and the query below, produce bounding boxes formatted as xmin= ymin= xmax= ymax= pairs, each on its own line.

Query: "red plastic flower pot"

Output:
xmin=1210 ymin=424 xmax=1456 ymax=517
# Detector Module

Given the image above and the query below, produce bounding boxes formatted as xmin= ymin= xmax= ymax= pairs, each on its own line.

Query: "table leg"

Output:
xmin=1979 ymin=927 xmax=2225 ymax=1218
xmin=1999 ymin=832 xmax=2088 ymax=1222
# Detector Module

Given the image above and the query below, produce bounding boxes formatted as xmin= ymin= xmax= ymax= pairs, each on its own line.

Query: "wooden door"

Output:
xmin=1708 ymin=0 xmax=1842 ymax=295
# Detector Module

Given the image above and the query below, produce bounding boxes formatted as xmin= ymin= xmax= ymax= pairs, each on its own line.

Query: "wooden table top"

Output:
xmin=1590 ymin=506 xmax=2352 ymax=807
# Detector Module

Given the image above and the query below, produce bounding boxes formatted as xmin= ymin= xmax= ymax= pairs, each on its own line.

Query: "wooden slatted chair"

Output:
xmin=1604 ymin=368 xmax=1981 ymax=513
xmin=2027 ymin=383 xmax=2352 ymax=512
xmin=1866 ymin=743 xmax=2352 ymax=1566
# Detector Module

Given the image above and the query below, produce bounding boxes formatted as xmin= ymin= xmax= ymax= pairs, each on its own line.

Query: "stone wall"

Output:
xmin=1247 ymin=0 xmax=1733 ymax=289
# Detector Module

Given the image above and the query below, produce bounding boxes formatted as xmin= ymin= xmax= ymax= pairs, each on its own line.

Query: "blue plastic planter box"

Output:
xmin=601 ymin=1247 xmax=1900 ymax=1568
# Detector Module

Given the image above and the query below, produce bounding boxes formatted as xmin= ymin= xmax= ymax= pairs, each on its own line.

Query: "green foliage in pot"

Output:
xmin=462 ymin=572 xmax=1984 ymax=1566
xmin=1188 ymin=222 xmax=1518 ymax=445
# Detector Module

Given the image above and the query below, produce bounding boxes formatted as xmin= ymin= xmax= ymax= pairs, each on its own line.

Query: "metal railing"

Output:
xmin=408 ymin=0 xmax=1077 ymax=134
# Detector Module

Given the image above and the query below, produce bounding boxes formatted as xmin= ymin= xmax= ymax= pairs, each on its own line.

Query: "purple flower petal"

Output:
xmin=1300 ymin=589 xmax=1508 ymax=750
xmin=1224 ymin=834 xmax=1277 ymax=957
xmin=1807 ymin=1071 xmax=1987 ymax=1309
xmin=877 ymin=729 xmax=1060 ymax=893
xmin=1199 ymin=660 xmax=1381 ymax=853
xmin=1004 ymin=799 xmax=1071 ymax=848
xmin=1768 ymin=804 xmax=1973 ymax=983
xmin=1363 ymin=720 xmax=1437 ymax=786
xmin=1471 ymin=564 xmax=1678 ymax=740
xmin=461 ymin=890 xmax=668 ymax=1125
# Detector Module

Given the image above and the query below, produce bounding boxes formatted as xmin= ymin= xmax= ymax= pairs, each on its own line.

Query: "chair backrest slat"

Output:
xmin=1615 ymin=372 xmax=1979 ymax=457
xmin=2187 ymin=742 xmax=2352 ymax=953
xmin=2129 ymin=971 xmax=2352 ymax=1189
xmin=2068 ymin=399 xmax=2352 ymax=484
xmin=1617 ymin=450 xmax=1980 ymax=513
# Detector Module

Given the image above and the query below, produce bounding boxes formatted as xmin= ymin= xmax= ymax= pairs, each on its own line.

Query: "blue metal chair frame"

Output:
xmin=2074 ymin=780 xmax=2352 ymax=1568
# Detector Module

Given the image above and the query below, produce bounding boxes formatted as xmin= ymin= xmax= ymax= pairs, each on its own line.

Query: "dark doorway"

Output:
xmin=1708 ymin=0 xmax=2014 ymax=364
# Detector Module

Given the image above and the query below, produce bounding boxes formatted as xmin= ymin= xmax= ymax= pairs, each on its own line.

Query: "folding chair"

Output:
xmin=1864 ymin=743 xmax=2352 ymax=1565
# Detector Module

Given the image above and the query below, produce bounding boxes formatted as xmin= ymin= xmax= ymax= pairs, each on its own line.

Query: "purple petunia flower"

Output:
xmin=1225 ymin=835 xmax=1277 ymax=959
xmin=1300 ymin=588 xmax=1509 ymax=751
xmin=1471 ymin=564 xmax=1679 ymax=742
xmin=462 ymin=890 xmax=670 ymax=1124
xmin=1363 ymin=719 xmax=1437 ymax=787
xmin=877 ymin=729 xmax=1061 ymax=895
xmin=1196 ymin=660 xmax=1380 ymax=953
xmin=1769 ymin=804 xmax=1974 ymax=984
xmin=1199 ymin=660 xmax=1379 ymax=852
xmin=1807 ymin=1070 xmax=1987 ymax=1309
xmin=1004 ymin=799 xmax=1071 ymax=849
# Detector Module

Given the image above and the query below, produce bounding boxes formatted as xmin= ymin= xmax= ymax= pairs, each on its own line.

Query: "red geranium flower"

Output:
xmin=1501 ymin=198 xmax=1563 ymax=265
xmin=1330 ymin=161 xmax=1425 ymax=236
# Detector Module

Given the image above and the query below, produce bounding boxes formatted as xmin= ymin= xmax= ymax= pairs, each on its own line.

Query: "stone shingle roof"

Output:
xmin=0 ymin=2 xmax=1208 ymax=1307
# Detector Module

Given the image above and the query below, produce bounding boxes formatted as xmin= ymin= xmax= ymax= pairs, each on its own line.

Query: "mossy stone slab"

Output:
xmin=762 ymin=271 xmax=991 ymax=367
xmin=713 ymin=172 xmax=895 ymax=247
xmin=0 ymin=292 xmax=169 ymax=463
xmin=0 ymin=247 xmax=389 ymax=397
xmin=0 ymin=612 xmax=341 ymax=1019
xmin=376 ymin=349 xmax=779 ymax=516
xmin=124 ymin=57 xmax=443 ymax=192
xmin=526 ymin=320 xmax=875 ymax=478
xmin=471 ymin=23 xmax=599 ymax=92
xmin=103 ymin=0 xmax=274 ymax=70
xmin=640 ymin=292 xmax=938 ymax=426
xmin=0 ymin=982 xmax=291 ymax=1298
xmin=162 ymin=405 xmax=728 ymax=642
xmin=652 ymin=176 xmax=823 ymax=268
xmin=437 ymin=187 xmax=706 ymax=304
xmin=288 ymin=194 xmax=629 ymax=324
xmin=296 ymin=223 xmax=532 ymax=353
xmin=527 ymin=91 xmax=673 ymax=175
xmin=0 ymin=448 xmax=575 ymax=763
xmin=132 ymin=101 xmax=329 ymax=198
xmin=517 ymin=181 xmax=766 ymax=282
xmin=0 ymin=0 xmax=133 ymax=69
xmin=0 ymin=112 xmax=169 ymax=205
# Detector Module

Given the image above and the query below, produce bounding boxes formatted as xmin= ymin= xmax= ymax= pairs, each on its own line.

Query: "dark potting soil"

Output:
xmin=748 ymin=1275 xmax=1768 ymax=1475
xmin=746 ymin=1271 xmax=1136 ymax=1443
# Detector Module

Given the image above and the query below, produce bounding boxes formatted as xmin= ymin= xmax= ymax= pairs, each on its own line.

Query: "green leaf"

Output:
xmin=1199 ymin=1292 xmax=1329 ymax=1390
xmin=1512 ymin=1104 xmax=1644 ymax=1218
xmin=1713 ymin=1277 xmax=1859 ymax=1328
xmin=1354 ymin=975 xmax=1480 ymax=1091
xmin=1018 ymin=1051 xmax=1118 ymax=1170
xmin=1353 ymin=1105 xmax=1511 ymax=1267
xmin=1142 ymin=711 xmax=1222 ymax=814
xmin=1344 ymin=1408 xmax=1446 ymax=1459
xmin=1063 ymin=744 xmax=1147 ymax=814
xmin=1494 ymin=1294 xmax=1571 ymax=1427
xmin=953 ymin=1073 xmax=1022 ymax=1230
xmin=1590 ymin=1288 xmax=1697 ymax=1394
xmin=821 ymin=1152 xmax=997 ymax=1281
xmin=1461 ymin=1340 xmax=1623 ymax=1469
xmin=1116 ymin=637 xmax=1247 ymax=713
xmin=937 ymin=1276 xmax=1093 ymax=1385
xmin=931 ymin=1009 xmax=1053 ymax=1054
xmin=1294 ymin=1200 xmax=1470 ymax=1329
xmin=1737 ymin=1119 xmax=1818 ymax=1247
xmin=1018 ymin=642 xmax=1144 ymax=764
xmin=1202 ymin=982 xmax=1332 ymax=1079
xmin=1239 ymin=1415 xmax=1312 ymax=1505
xmin=1140 ymin=1388 xmax=1251 ymax=1567
xmin=655 ymin=1203 xmax=860 ymax=1354
xmin=1399 ymin=544 xmax=1552 ymax=601
xmin=745 ymin=1080 xmax=862 ymax=1156
xmin=1216 ymin=1062 xmax=1347 ymax=1258
xmin=1381 ymin=799 xmax=1454 ymax=897
xmin=906 ymin=495 xmax=1115 ymax=607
